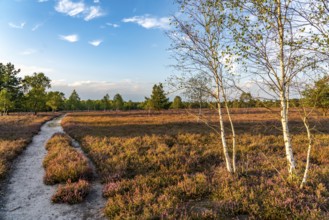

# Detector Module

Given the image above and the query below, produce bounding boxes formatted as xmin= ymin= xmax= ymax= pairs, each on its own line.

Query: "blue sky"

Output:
xmin=0 ymin=0 xmax=178 ymax=101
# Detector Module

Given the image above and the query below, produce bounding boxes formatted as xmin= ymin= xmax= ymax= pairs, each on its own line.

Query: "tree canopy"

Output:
xmin=171 ymin=96 xmax=184 ymax=109
xmin=113 ymin=93 xmax=124 ymax=110
xmin=0 ymin=89 xmax=13 ymax=115
xmin=46 ymin=91 xmax=65 ymax=112
xmin=303 ymin=76 xmax=329 ymax=116
xmin=146 ymin=83 xmax=170 ymax=110
xmin=67 ymin=89 xmax=81 ymax=111
xmin=22 ymin=72 xmax=51 ymax=115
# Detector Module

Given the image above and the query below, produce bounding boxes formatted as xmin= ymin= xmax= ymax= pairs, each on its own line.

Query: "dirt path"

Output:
xmin=0 ymin=116 xmax=106 ymax=220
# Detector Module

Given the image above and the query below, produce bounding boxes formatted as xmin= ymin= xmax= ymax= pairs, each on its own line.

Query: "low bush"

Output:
xmin=43 ymin=133 xmax=93 ymax=185
xmin=62 ymin=110 xmax=329 ymax=219
xmin=52 ymin=179 xmax=90 ymax=204
xmin=0 ymin=159 xmax=6 ymax=179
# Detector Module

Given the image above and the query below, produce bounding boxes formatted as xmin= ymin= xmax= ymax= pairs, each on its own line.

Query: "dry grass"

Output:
xmin=62 ymin=109 xmax=329 ymax=219
xmin=0 ymin=113 xmax=59 ymax=180
xmin=43 ymin=133 xmax=93 ymax=185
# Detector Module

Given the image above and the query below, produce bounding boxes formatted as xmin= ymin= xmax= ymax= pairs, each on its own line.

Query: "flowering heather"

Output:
xmin=63 ymin=109 xmax=329 ymax=218
xmin=0 ymin=113 xmax=58 ymax=180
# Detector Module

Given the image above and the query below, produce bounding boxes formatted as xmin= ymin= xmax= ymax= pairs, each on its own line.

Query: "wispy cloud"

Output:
xmin=106 ymin=22 xmax=119 ymax=28
xmin=122 ymin=15 xmax=171 ymax=30
xmin=32 ymin=23 xmax=43 ymax=31
xmin=38 ymin=0 xmax=49 ymax=2
xmin=20 ymin=49 xmax=37 ymax=56
xmin=55 ymin=0 xmax=103 ymax=21
xmin=94 ymin=0 xmax=100 ymax=3
xmin=59 ymin=34 xmax=79 ymax=43
xmin=84 ymin=6 xmax=102 ymax=21
xmin=8 ymin=22 xmax=26 ymax=29
xmin=89 ymin=40 xmax=102 ymax=47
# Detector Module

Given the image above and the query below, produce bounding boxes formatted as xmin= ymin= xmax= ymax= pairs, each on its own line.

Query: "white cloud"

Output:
xmin=38 ymin=0 xmax=48 ymax=2
xmin=55 ymin=0 xmax=103 ymax=21
xmin=51 ymin=80 xmax=153 ymax=101
xmin=122 ymin=15 xmax=171 ymax=30
xmin=18 ymin=64 xmax=55 ymax=77
xmin=59 ymin=34 xmax=79 ymax=42
xmin=94 ymin=0 xmax=100 ymax=3
xmin=20 ymin=49 xmax=37 ymax=56
xmin=89 ymin=40 xmax=102 ymax=47
xmin=55 ymin=0 xmax=85 ymax=16
xmin=106 ymin=22 xmax=119 ymax=28
xmin=84 ymin=6 xmax=103 ymax=21
xmin=8 ymin=22 xmax=26 ymax=29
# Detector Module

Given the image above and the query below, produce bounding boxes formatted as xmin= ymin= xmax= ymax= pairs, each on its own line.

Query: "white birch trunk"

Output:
xmin=280 ymin=91 xmax=296 ymax=174
xmin=300 ymin=117 xmax=313 ymax=188
xmin=222 ymin=86 xmax=236 ymax=173
xmin=277 ymin=0 xmax=296 ymax=175
xmin=217 ymin=101 xmax=233 ymax=173
xmin=225 ymin=103 xmax=236 ymax=173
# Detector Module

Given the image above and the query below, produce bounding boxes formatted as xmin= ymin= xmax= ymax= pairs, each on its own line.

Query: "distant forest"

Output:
xmin=0 ymin=62 xmax=328 ymax=115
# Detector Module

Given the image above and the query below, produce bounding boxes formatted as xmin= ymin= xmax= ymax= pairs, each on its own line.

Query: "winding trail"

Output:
xmin=0 ymin=116 xmax=106 ymax=220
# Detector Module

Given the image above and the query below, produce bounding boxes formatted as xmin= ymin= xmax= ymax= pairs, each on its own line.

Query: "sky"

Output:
xmin=0 ymin=0 xmax=178 ymax=101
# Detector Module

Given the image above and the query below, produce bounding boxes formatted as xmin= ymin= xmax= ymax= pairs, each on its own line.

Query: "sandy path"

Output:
xmin=0 ymin=116 xmax=106 ymax=220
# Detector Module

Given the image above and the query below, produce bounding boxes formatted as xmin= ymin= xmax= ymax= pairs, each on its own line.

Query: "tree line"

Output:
xmin=1 ymin=62 xmax=327 ymax=116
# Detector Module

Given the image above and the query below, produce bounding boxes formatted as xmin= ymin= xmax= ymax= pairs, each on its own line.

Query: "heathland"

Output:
xmin=0 ymin=113 xmax=59 ymax=181
xmin=61 ymin=108 xmax=329 ymax=219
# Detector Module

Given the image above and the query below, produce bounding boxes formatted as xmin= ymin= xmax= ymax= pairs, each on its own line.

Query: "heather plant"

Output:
xmin=52 ymin=179 xmax=90 ymax=204
xmin=43 ymin=133 xmax=93 ymax=185
xmin=62 ymin=110 xmax=329 ymax=218
xmin=0 ymin=114 xmax=56 ymax=181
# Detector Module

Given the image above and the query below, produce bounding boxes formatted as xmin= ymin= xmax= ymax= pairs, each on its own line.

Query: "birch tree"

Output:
xmin=296 ymin=80 xmax=315 ymax=189
xmin=229 ymin=0 xmax=324 ymax=176
xmin=294 ymin=0 xmax=329 ymax=58
xmin=168 ymin=0 xmax=237 ymax=173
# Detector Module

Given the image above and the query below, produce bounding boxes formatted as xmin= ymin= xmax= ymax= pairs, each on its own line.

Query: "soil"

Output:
xmin=0 ymin=116 xmax=106 ymax=220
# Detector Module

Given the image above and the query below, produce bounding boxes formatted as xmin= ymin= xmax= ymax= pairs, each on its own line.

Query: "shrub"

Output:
xmin=172 ymin=173 xmax=211 ymax=201
xmin=104 ymin=186 xmax=157 ymax=219
xmin=102 ymin=181 xmax=121 ymax=198
xmin=52 ymin=179 xmax=90 ymax=204
xmin=62 ymin=110 xmax=329 ymax=219
xmin=0 ymin=159 xmax=6 ymax=179
xmin=43 ymin=133 xmax=93 ymax=185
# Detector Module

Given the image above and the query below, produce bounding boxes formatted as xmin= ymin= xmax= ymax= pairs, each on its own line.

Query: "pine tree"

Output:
xmin=67 ymin=89 xmax=81 ymax=111
xmin=113 ymin=93 xmax=124 ymax=110
xmin=148 ymin=83 xmax=169 ymax=110
xmin=102 ymin=93 xmax=111 ymax=111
